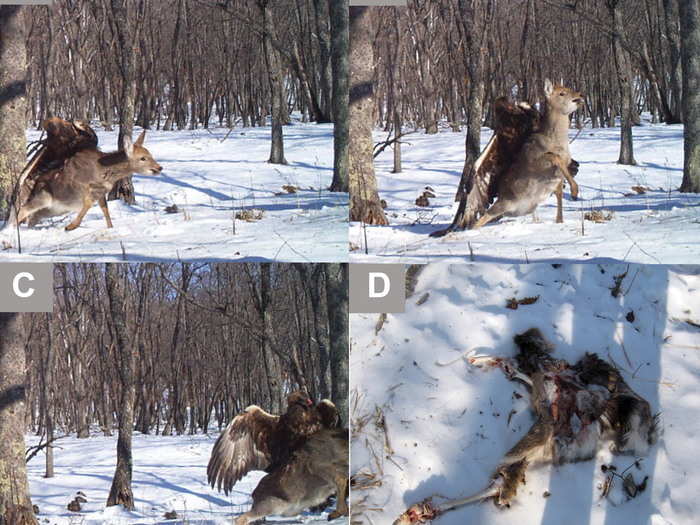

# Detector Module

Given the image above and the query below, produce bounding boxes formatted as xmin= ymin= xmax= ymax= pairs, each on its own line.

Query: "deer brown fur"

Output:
xmin=473 ymin=80 xmax=583 ymax=229
xmin=16 ymin=130 xmax=162 ymax=231
xmin=234 ymin=428 xmax=349 ymax=525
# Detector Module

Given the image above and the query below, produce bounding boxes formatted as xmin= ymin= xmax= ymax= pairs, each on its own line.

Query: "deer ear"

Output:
xmin=122 ymin=134 xmax=134 ymax=155
xmin=135 ymin=130 xmax=146 ymax=147
xmin=544 ymin=79 xmax=553 ymax=96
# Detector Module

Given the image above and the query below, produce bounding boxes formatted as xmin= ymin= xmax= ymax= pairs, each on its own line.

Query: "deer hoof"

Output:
xmin=65 ymin=224 xmax=78 ymax=232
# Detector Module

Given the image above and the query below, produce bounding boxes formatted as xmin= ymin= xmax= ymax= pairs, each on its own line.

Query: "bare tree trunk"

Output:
xmin=259 ymin=264 xmax=284 ymax=412
xmin=105 ymin=264 xmax=136 ymax=510
xmin=609 ymin=0 xmax=636 ymax=165
xmin=455 ymin=0 xmax=489 ymax=203
xmin=108 ymin=0 xmax=139 ymax=204
xmin=312 ymin=0 xmax=333 ymax=120
xmin=294 ymin=264 xmax=330 ymax=399
xmin=391 ymin=15 xmax=403 ymax=174
xmin=663 ymin=0 xmax=683 ymax=123
xmin=0 ymin=313 xmax=38 ymax=525
xmin=42 ymin=314 xmax=54 ymax=478
xmin=330 ymin=0 xmax=349 ymax=192
xmin=0 ymin=6 xmax=28 ymax=220
xmin=349 ymin=6 xmax=388 ymax=225
xmin=258 ymin=0 xmax=288 ymax=165
xmin=325 ymin=263 xmax=348 ymax=427
xmin=679 ymin=0 xmax=700 ymax=192
xmin=431 ymin=0 xmax=491 ymax=236
xmin=392 ymin=108 xmax=402 ymax=174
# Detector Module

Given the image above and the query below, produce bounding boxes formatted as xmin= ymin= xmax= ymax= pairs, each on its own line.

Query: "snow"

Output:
xmin=27 ymin=430 xmax=349 ymax=524
xmin=350 ymin=263 xmax=700 ymax=524
xmin=349 ymin=121 xmax=700 ymax=263
xmin=1 ymin=120 xmax=347 ymax=262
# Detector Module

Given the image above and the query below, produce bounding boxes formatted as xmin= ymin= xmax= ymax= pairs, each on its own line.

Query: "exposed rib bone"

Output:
xmin=468 ymin=354 xmax=533 ymax=387
xmin=434 ymin=347 xmax=492 ymax=367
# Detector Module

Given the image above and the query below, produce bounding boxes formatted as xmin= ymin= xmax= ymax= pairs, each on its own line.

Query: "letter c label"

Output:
xmin=13 ymin=272 xmax=35 ymax=299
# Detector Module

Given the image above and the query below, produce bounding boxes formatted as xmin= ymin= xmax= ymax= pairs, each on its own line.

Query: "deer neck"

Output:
xmin=541 ymin=110 xmax=571 ymax=151
xmin=98 ymin=151 xmax=134 ymax=187
xmin=103 ymin=164 xmax=133 ymax=186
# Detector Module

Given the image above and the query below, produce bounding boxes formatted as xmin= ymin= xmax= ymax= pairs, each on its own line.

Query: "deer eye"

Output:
xmin=559 ymin=92 xmax=565 ymax=96
xmin=140 ymin=157 xmax=147 ymax=161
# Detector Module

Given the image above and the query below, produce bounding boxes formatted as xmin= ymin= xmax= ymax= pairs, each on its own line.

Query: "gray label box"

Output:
xmin=0 ymin=1 xmax=53 ymax=5
xmin=349 ymin=1 xmax=407 ymax=5
xmin=0 ymin=264 xmax=53 ymax=313
xmin=349 ymin=264 xmax=405 ymax=314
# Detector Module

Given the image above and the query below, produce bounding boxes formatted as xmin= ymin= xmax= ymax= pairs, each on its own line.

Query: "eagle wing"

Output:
xmin=207 ymin=405 xmax=279 ymax=495
xmin=6 ymin=118 xmax=98 ymax=226
xmin=459 ymin=97 xmax=541 ymax=230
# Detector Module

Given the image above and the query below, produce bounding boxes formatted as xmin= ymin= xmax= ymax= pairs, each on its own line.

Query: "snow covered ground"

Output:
xmin=350 ymin=121 xmax=700 ymax=263
xmin=27 ymin=430 xmax=349 ymax=525
xmin=1 ymin=120 xmax=347 ymax=262
xmin=350 ymin=263 xmax=700 ymax=525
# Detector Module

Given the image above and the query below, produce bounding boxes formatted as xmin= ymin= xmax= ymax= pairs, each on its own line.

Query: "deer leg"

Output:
xmin=16 ymin=190 xmax=51 ymax=226
xmin=546 ymin=152 xmax=578 ymax=202
xmin=16 ymin=207 xmax=33 ymax=226
xmin=328 ymin=472 xmax=349 ymax=519
xmin=472 ymin=201 xmax=508 ymax=230
xmin=492 ymin=419 xmax=552 ymax=507
xmin=98 ymin=196 xmax=114 ymax=228
xmin=65 ymin=196 xmax=94 ymax=231
xmin=234 ymin=506 xmax=269 ymax=525
xmin=557 ymin=157 xmax=579 ymax=201
xmin=233 ymin=513 xmax=253 ymax=525
xmin=392 ymin=420 xmax=550 ymax=523
xmin=563 ymin=170 xmax=579 ymax=201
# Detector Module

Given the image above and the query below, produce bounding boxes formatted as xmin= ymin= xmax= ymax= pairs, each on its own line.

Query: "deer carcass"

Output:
xmin=393 ymin=328 xmax=659 ymax=524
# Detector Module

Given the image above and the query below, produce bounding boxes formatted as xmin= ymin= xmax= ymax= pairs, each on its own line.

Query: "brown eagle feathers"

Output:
xmin=206 ymin=391 xmax=339 ymax=496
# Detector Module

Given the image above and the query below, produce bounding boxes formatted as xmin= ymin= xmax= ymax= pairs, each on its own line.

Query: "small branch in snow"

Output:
xmin=26 ymin=434 xmax=66 ymax=463
xmin=373 ymin=130 xmax=417 ymax=159
xmin=273 ymin=231 xmax=311 ymax=263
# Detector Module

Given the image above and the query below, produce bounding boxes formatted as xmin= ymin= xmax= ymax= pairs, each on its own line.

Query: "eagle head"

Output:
xmin=287 ymin=390 xmax=313 ymax=409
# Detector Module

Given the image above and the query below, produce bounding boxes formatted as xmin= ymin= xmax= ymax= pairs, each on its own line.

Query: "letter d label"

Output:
xmin=350 ymin=264 xmax=405 ymax=314
xmin=368 ymin=272 xmax=390 ymax=298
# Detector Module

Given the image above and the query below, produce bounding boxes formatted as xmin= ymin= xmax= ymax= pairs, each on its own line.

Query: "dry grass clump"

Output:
xmin=584 ymin=209 xmax=614 ymax=223
xmin=235 ymin=209 xmax=265 ymax=222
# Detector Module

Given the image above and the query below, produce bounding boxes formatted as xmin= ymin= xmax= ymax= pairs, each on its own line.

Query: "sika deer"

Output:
xmin=233 ymin=428 xmax=349 ymax=525
xmin=473 ymin=80 xmax=583 ymax=229
xmin=17 ymin=131 xmax=162 ymax=231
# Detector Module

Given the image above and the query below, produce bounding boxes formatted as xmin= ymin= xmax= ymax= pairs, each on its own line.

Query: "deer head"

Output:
xmin=123 ymin=131 xmax=163 ymax=175
xmin=544 ymin=79 xmax=584 ymax=116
